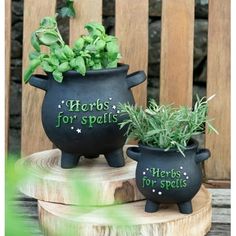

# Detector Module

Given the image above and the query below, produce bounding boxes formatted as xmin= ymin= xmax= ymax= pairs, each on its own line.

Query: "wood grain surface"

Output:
xmin=160 ymin=0 xmax=195 ymax=107
xmin=5 ymin=0 xmax=12 ymax=154
xmin=21 ymin=0 xmax=57 ymax=156
xmin=38 ymin=186 xmax=211 ymax=236
xmin=204 ymin=0 xmax=231 ymax=180
xmin=69 ymin=0 xmax=102 ymax=45
xmin=16 ymin=146 xmax=144 ymax=205
xmin=116 ymin=0 xmax=148 ymax=107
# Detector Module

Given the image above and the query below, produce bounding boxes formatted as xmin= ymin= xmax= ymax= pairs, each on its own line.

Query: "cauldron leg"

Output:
xmin=105 ymin=148 xmax=125 ymax=167
xmin=178 ymin=201 xmax=193 ymax=214
xmin=61 ymin=152 xmax=80 ymax=169
xmin=145 ymin=200 xmax=160 ymax=213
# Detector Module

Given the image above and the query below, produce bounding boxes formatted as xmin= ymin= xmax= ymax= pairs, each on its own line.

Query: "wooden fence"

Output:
xmin=5 ymin=0 xmax=230 ymax=185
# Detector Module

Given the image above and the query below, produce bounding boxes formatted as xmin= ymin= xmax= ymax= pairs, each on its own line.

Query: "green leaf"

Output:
xmin=54 ymin=48 xmax=68 ymax=61
xmin=95 ymin=40 xmax=106 ymax=51
xmin=44 ymin=56 xmax=60 ymax=66
xmin=63 ymin=45 xmax=75 ymax=58
xmin=85 ymin=45 xmax=97 ymax=53
xmin=59 ymin=6 xmax=75 ymax=18
xmin=53 ymin=70 xmax=63 ymax=83
xmin=85 ymin=22 xmax=105 ymax=36
xmin=83 ymin=36 xmax=93 ymax=43
xmin=69 ymin=58 xmax=77 ymax=68
xmin=29 ymin=51 xmax=41 ymax=60
xmin=31 ymin=32 xmax=41 ymax=52
xmin=73 ymin=38 xmax=85 ymax=52
xmin=41 ymin=61 xmax=54 ymax=72
xmin=58 ymin=62 xmax=70 ymax=72
xmin=92 ymin=63 xmax=102 ymax=70
xmin=106 ymin=40 xmax=119 ymax=53
xmin=75 ymin=56 xmax=86 ymax=76
xmin=23 ymin=58 xmax=41 ymax=83
xmin=38 ymin=32 xmax=59 ymax=46
xmin=106 ymin=60 xmax=118 ymax=68
xmin=40 ymin=17 xmax=57 ymax=29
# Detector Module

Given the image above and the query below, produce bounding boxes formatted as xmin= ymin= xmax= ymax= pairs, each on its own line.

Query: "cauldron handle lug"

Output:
xmin=126 ymin=146 xmax=141 ymax=162
xmin=126 ymin=71 xmax=146 ymax=89
xmin=29 ymin=74 xmax=48 ymax=91
xmin=195 ymin=148 xmax=211 ymax=164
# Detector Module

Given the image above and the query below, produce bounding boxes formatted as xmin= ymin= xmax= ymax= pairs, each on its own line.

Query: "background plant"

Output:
xmin=59 ymin=0 xmax=75 ymax=18
xmin=24 ymin=16 xmax=121 ymax=83
xmin=119 ymin=96 xmax=218 ymax=156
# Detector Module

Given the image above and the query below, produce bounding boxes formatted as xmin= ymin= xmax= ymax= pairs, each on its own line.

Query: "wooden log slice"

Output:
xmin=16 ymin=147 xmax=144 ymax=205
xmin=38 ymin=186 xmax=212 ymax=236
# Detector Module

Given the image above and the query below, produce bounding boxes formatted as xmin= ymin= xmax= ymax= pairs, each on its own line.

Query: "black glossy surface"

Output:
xmin=29 ymin=64 xmax=146 ymax=168
xmin=127 ymin=139 xmax=211 ymax=214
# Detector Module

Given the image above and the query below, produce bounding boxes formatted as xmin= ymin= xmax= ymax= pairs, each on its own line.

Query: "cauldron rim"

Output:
xmin=138 ymin=138 xmax=198 ymax=153
xmin=46 ymin=63 xmax=129 ymax=78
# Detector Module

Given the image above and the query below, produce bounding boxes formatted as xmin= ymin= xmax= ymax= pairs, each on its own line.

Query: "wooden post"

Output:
xmin=205 ymin=0 xmax=230 ymax=180
xmin=21 ymin=0 xmax=57 ymax=156
xmin=5 ymin=0 xmax=12 ymax=155
xmin=160 ymin=0 xmax=195 ymax=107
xmin=116 ymin=0 xmax=148 ymax=107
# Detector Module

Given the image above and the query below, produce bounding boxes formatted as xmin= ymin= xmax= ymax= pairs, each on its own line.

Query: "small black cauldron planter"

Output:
xmin=29 ymin=64 xmax=146 ymax=168
xmin=127 ymin=139 xmax=211 ymax=214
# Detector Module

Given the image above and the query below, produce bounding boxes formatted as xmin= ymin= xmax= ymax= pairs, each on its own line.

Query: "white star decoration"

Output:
xmin=58 ymin=105 xmax=61 ymax=108
xmin=71 ymin=127 xmax=74 ymax=130
xmin=76 ymin=128 xmax=82 ymax=134
xmin=62 ymin=100 xmax=65 ymax=104
xmin=109 ymin=98 xmax=112 ymax=100
xmin=117 ymin=110 xmax=120 ymax=114
xmin=112 ymin=105 xmax=116 ymax=110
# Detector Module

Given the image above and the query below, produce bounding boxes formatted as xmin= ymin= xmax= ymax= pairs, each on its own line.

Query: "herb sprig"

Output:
xmin=24 ymin=16 xmax=121 ymax=83
xmin=119 ymin=96 xmax=218 ymax=156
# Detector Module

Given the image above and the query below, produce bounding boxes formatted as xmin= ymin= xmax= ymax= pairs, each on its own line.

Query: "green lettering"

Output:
xmin=89 ymin=116 xmax=96 ymax=128
xmin=171 ymin=181 xmax=176 ymax=188
xmin=66 ymin=100 xmax=81 ymax=112
xmin=104 ymin=101 xmax=109 ymax=110
xmin=160 ymin=171 xmax=166 ymax=178
xmin=182 ymin=180 xmax=187 ymax=187
xmin=171 ymin=169 xmax=176 ymax=178
xmin=112 ymin=114 xmax=118 ymax=123
xmin=97 ymin=116 xmax=103 ymax=124
xmin=160 ymin=180 xmax=165 ymax=189
xmin=96 ymin=99 xmax=103 ymax=111
xmin=108 ymin=112 xmax=112 ymax=123
xmin=56 ymin=112 xmax=63 ymax=127
xmin=81 ymin=104 xmax=89 ymax=112
xmin=142 ymin=176 xmax=148 ymax=188
xmin=81 ymin=116 xmax=88 ymax=125
xmin=103 ymin=113 xmax=108 ymax=123
xmin=62 ymin=116 xmax=69 ymax=124
xmin=151 ymin=168 xmax=160 ymax=177
xmin=89 ymin=102 xmax=96 ymax=111
xmin=176 ymin=171 xmax=181 ymax=178
xmin=165 ymin=181 xmax=171 ymax=190
xmin=151 ymin=180 xmax=157 ymax=187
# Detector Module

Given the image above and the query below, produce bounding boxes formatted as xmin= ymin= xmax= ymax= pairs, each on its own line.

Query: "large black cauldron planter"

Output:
xmin=29 ymin=64 xmax=146 ymax=168
xmin=127 ymin=139 xmax=211 ymax=214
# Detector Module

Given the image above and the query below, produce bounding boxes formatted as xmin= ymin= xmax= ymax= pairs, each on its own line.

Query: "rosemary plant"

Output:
xmin=119 ymin=96 xmax=218 ymax=156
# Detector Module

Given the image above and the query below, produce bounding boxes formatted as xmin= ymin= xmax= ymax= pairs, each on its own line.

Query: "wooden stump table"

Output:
xmin=17 ymin=147 xmax=212 ymax=236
